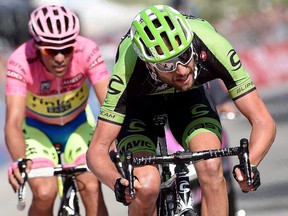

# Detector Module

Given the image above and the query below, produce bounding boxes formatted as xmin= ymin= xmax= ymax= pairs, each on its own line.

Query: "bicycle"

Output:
xmin=110 ymin=114 xmax=252 ymax=216
xmin=17 ymin=144 xmax=89 ymax=216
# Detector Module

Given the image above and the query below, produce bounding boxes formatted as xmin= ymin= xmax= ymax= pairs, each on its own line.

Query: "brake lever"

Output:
xmin=17 ymin=160 xmax=28 ymax=210
xmin=124 ymin=151 xmax=135 ymax=198
xmin=109 ymin=150 xmax=126 ymax=177
xmin=240 ymin=138 xmax=252 ymax=186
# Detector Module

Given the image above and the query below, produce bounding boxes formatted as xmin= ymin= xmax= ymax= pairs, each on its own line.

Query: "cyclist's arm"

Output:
xmin=5 ymin=94 xmax=28 ymax=191
xmin=87 ymin=120 xmax=123 ymax=189
xmin=234 ymin=90 xmax=276 ymax=166
xmin=91 ymin=77 xmax=110 ymax=104
xmin=5 ymin=94 xmax=26 ymax=161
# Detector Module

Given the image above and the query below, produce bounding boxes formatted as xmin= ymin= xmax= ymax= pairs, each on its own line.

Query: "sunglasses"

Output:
xmin=149 ymin=45 xmax=194 ymax=73
xmin=39 ymin=47 xmax=74 ymax=56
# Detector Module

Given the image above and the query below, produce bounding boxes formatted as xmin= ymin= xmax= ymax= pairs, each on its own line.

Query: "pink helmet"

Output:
xmin=28 ymin=5 xmax=80 ymax=48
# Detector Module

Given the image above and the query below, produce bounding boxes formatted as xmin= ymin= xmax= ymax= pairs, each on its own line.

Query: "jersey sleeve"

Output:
xmin=188 ymin=17 xmax=255 ymax=100
xmin=6 ymin=44 xmax=31 ymax=97
xmin=98 ymin=37 xmax=138 ymax=125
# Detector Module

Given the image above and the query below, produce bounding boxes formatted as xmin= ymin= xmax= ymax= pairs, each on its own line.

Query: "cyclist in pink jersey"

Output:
xmin=5 ymin=5 xmax=109 ymax=216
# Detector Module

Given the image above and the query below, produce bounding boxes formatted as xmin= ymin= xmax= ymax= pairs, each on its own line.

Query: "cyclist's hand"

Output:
xmin=233 ymin=165 xmax=261 ymax=192
xmin=8 ymin=159 xmax=32 ymax=192
xmin=114 ymin=177 xmax=142 ymax=206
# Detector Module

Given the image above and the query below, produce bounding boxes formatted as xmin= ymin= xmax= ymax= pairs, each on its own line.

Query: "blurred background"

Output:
xmin=0 ymin=0 xmax=287 ymax=215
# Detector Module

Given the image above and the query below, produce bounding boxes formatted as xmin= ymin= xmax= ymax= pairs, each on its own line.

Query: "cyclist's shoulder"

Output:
xmin=73 ymin=35 xmax=105 ymax=63
xmin=7 ymin=39 xmax=39 ymax=74
xmin=75 ymin=35 xmax=98 ymax=47
xmin=114 ymin=30 xmax=138 ymax=69
xmin=8 ymin=39 xmax=37 ymax=60
xmin=184 ymin=14 xmax=217 ymax=33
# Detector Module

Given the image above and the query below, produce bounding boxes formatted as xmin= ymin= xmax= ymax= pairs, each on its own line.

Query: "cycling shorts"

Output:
xmin=23 ymin=105 xmax=96 ymax=166
xmin=116 ymin=84 xmax=222 ymax=156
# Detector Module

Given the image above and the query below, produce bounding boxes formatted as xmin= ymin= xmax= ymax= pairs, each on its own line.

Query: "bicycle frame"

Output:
xmin=153 ymin=114 xmax=196 ymax=216
xmin=54 ymin=144 xmax=81 ymax=216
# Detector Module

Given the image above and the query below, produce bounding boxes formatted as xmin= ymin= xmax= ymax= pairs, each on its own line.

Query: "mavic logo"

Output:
xmin=227 ymin=49 xmax=242 ymax=71
xmin=108 ymin=75 xmax=124 ymax=95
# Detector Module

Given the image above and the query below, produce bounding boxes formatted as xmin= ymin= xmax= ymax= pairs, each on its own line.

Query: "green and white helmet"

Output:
xmin=130 ymin=5 xmax=193 ymax=63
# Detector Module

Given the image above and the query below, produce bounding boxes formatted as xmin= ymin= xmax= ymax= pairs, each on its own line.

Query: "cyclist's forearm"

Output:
xmin=87 ymin=144 xmax=122 ymax=190
xmin=234 ymin=90 xmax=276 ymax=166
xmin=249 ymin=117 xmax=276 ymax=166
xmin=5 ymin=124 xmax=26 ymax=161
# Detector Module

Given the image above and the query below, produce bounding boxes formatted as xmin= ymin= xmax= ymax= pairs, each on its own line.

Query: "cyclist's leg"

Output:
xmin=23 ymin=120 xmax=58 ymax=216
xmin=64 ymin=105 xmax=108 ymax=216
xmin=116 ymin=95 xmax=165 ymax=216
xmin=168 ymin=85 xmax=228 ymax=216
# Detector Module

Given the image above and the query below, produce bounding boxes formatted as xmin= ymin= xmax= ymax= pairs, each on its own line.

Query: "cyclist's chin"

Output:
xmin=175 ymin=84 xmax=193 ymax=92
xmin=50 ymin=68 xmax=68 ymax=77
xmin=173 ymin=78 xmax=194 ymax=91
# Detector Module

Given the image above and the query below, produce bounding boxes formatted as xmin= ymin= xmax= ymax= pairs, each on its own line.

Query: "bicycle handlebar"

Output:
xmin=110 ymin=138 xmax=252 ymax=198
xmin=17 ymin=164 xmax=89 ymax=211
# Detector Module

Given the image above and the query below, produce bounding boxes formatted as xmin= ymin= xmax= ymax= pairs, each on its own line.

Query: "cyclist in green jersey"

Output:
xmin=87 ymin=5 xmax=276 ymax=216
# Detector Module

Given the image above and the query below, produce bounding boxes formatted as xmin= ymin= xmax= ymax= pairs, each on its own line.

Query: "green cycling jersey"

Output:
xmin=99 ymin=15 xmax=255 ymax=125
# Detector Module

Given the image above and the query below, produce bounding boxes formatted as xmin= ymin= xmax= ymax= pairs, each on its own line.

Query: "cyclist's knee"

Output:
xmin=30 ymin=179 xmax=57 ymax=203
xmin=134 ymin=166 xmax=160 ymax=208
xmin=129 ymin=183 xmax=158 ymax=215
xmin=197 ymin=159 xmax=225 ymax=186
xmin=77 ymin=173 xmax=102 ymax=194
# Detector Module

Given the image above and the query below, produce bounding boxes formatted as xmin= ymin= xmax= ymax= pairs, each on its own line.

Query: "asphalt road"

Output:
xmin=222 ymin=85 xmax=288 ymax=216
xmin=0 ymin=84 xmax=287 ymax=215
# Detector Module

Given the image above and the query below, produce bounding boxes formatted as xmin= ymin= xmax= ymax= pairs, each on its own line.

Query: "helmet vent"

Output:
xmin=140 ymin=38 xmax=152 ymax=57
xmin=152 ymin=19 xmax=161 ymax=29
xmin=165 ymin=16 xmax=175 ymax=31
xmin=53 ymin=9 xmax=59 ymax=16
xmin=175 ymin=35 xmax=181 ymax=47
xmin=64 ymin=16 xmax=69 ymax=31
xmin=160 ymin=32 xmax=173 ymax=52
xmin=72 ymin=16 xmax=76 ymax=29
xmin=37 ymin=19 xmax=44 ymax=32
xmin=155 ymin=45 xmax=163 ymax=55
xmin=61 ymin=6 xmax=67 ymax=13
xmin=144 ymin=26 xmax=154 ymax=40
xmin=46 ymin=18 xmax=53 ymax=33
xmin=56 ymin=20 xmax=61 ymax=34
xmin=42 ymin=8 xmax=48 ymax=15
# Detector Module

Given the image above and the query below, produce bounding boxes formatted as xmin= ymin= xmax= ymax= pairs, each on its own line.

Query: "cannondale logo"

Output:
xmin=179 ymin=180 xmax=190 ymax=193
xmin=227 ymin=49 xmax=242 ymax=71
xmin=108 ymin=75 xmax=124 ymax=95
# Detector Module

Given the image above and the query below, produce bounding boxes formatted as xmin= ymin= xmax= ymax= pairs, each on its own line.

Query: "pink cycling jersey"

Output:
xmin=6 ymin=36 xmax=110 ymax=125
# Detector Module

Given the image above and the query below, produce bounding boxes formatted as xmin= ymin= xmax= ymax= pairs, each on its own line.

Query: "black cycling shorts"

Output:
xmin=116 ymin=84 xmax=222 ymax=156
